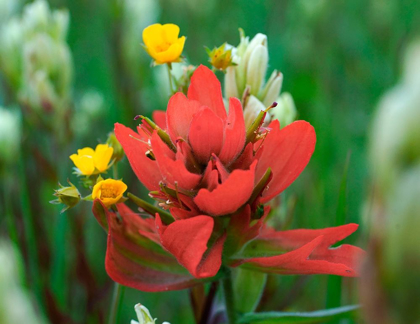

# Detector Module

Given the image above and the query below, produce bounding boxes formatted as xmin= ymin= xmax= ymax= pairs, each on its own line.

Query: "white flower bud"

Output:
xmin=262 ymin=71 xmax=283 ymax=107
xmin=243 ymin=33 xmax=267 ymax=64
xmin=270 ymin=92 xmax=297 ymax=128
xmin=0 ymin=107 xmax=21 ymax=170
xmin=0 ymin=18 xmax=24 ymax=89
xmin=134 ymin=304 xmax=156 ymax=324
xmin=243 ymin=95 xmax=269 ymax=128
xmin=246 ymin=44 xmax=268 ymax=96
xmin=225 ymin=66 xmax=239 ymax=99
xmin=0 ymin=0 xmax=20 ymax=24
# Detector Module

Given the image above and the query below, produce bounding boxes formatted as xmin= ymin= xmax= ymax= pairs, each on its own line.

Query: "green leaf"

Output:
xmin=233 ymin=268 xmax=267 ymax=313
xmin=238 ymin=305 xmax=360 ymax=324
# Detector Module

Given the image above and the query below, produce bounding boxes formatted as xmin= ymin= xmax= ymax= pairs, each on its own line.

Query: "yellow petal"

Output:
xmin=77 ymin=147 xmax=95 ymax=157
xmin=92 ymin=179 xmax=127 ymax=208
xmin=162 ymin=23 xmax=180 ymax=43
xmin=94 ymin=144 xmax=113 ymax=173
xmin=70 ymin=154 xmax=95 ymax=175
xmin=154 ymin=42 xmax=184 ymax=64
xmin=143 ymin=23 xmax=164 ymax=49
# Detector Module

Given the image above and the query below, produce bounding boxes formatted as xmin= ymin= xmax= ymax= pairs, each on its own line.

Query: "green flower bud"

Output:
xmin=107 ymin=132 xmax=124 ymax=163
xmin=50 ymin=181 xmax=81 ymax=213
xmin=270 ymin=92 xmax=297 ymax=128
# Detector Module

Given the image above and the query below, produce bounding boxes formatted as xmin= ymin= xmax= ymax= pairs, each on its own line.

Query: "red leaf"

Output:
xmin=156 ymin=215 xmax=225 ymax=278
xmin=114 ymin=123 xmax=162 ymax=190
xmin=92 ymin=200 xmax=202 ymax=291
xmin=167 ymin=92 xmax=202 ymax=142
xmin=194 ymin=161 xmax=257 ymax=216
xmin=188 ymin=65 xmax=227 ymax=121
xmin=188 ymin=107 xmax=225 ymax=165
xmin=256 ymin=120 xmax=316 ymax=203
xmin=151 ymin=132 xmax=202 ymax=190
xmin=219 ymin=98 xmax=246 ymax=164
xmin=152 ymin=110 xmax=167 ymax=129
xmin=232 ymin=224 xmax=365 ymax=277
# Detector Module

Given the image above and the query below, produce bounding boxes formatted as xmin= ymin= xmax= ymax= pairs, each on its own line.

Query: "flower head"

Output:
xmin=206 ymin=43 xmax=235 ymax=71
xmin=92 ymin=65 xmax=364 ymax=291
xmin=70 ymin=144 xmax=113 ymax=176
xmin=142 ymin=23 xmax=185 ymax=65
xmin=92 ymin=179 xmax=127 ymax=208
xmin=50 ymin=181 xmax=81 ymax=212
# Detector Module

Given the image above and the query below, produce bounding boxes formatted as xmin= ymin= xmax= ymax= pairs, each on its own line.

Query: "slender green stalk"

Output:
xmin=222 ymin=270 xmax=237 ymax=324
xmin=19 ymin=158 xmax=44 ymax=308
xmin=166 ymin=63 xmax=174 ymax=94
xmin=108 ymin=282 xmax=125 ymax=324
xmin=113 ymin=164 xmax=119 ymax=179
xmin=3 ymin=180 xmax=19 ymax=247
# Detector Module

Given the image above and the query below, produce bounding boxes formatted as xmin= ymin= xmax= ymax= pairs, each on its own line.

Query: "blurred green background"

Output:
xmin=1 ymin=0 xmax=420 ymax=323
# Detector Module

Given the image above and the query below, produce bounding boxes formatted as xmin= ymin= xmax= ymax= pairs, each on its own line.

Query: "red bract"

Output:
xmin=93 ymin=65 xmax=364 ymax=291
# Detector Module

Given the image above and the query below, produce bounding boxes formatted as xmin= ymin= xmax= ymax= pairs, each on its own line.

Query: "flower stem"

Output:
xmin=166 ymin=63 xmax=174 ymax=95
xmin=108 ymin=282 xmax=125 ymax=324
xmin=222 ymin=269 xmax=237 ymax=324
xmin=113 ymin=164 xmax=119 ymax=179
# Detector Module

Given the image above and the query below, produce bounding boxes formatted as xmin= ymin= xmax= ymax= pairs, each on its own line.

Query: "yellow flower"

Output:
xmin=207 ymin=43 xmax=235 ymax=71
xmin=92 ymin=179 xmax=127 ymax=208
xmin=142 ymin=23 xmax=185 ymax=65
xmin=70 ymin=144 xmax=113 ymax=176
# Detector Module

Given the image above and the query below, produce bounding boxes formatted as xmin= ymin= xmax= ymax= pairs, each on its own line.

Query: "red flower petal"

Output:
xmin=256 ymin=120 xmax=316 ymax=203
xmin=230 ymin=142 xmax=255 ymax=170
xmin=92 ymin=200 xmax=201 ymax=292
xmin=232 ymin=224 xmax=365 ymax=277
xmin=188 ymin=65 xmax=227 ymax=121
xmin=152 ymin=110 xmax=167 ymax=129
xmin=151 ymin=132 xmax=202 ymax=190
xmin=218 ymin=98 xmax=246 ymax=165
xmin=156 ymin=215 xmax=225 ymax=278
xmin=194 ymin=160 xmax=257 ymax=216
xmin=114 ymin=123 xmax=162 ymax=190
xmin=167 ymin=92 xmax=201 ymax=142
xmin=188 ymin=107 xmax=224 ymax=165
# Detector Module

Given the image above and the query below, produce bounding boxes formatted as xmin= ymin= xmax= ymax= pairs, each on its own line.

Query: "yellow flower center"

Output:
xmin=92 ymin=179 xmax=127 ymax=208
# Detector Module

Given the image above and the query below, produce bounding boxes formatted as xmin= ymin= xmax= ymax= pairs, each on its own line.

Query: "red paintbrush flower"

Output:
xmin=93 ymin=65 xmax=364 ymax=291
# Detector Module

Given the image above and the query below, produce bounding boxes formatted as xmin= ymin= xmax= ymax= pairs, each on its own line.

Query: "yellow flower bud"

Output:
xmin=206 ymin=43 xmax=235 ymax=71
xmin=92 ymin=179 xmax=127 ymax=208
xmin=70 ymin=144 xmax=113 ymax=176
xmin=142 ymin=23 xmax=185 ymax=65
xmin=50 ymin=181 xmax=81 ymax=212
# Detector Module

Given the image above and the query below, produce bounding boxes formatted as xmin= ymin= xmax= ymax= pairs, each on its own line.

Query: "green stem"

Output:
xmin=166 ymin=63 xmax=174 ymax=95
xmin=3 ymin=179 xmax=19 ymax=247
xmin=113 ymin=164 xmax=119 ymax=179
xmin=222 ymin=270 xmax=237 ymax=324
xmin=108 ymin=282 xmax=125 ymax=324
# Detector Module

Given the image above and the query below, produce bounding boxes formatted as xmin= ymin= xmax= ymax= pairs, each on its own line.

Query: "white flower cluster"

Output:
xmin=224 ymin=30 xmax=297 ymax=128
xmin=0 ymin=0 xmax=72 ymax=118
